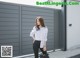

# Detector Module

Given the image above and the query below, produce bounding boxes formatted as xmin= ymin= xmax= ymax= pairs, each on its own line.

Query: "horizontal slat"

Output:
xmin=0 ymin=31 xmax=19 ymax=34
xmin=22 ymin=11 xmax=53 ymax=17
xmin=22 ymin=14 xmax=53 ymax=19
xmin=13 ymin=47 xmax=19 ymax=51
xmin=22 ymin=23 xmax=34 ymax=26
xmin=22 ymin=27 xmax=34 ymax=30
xmin=22 ymin=25 xmax=34 ymax=31
xmin=22 ymin=37 xmax=32 ymax=40
xmin=0 ymin=27 xmax=18 ymax=30
xmin=22 ymin=48 xmax=33 ymax=54
xmin=47 ymin=41 xmax=54 ymax=44
xmin=21 ymin=41 xmax=33 ymax=45
xmin=22 ymin=45 xmax=33 ymax=49
xmin=0 ymin=22 xmax=19 ymax=25
xmin=47 ymin=44 xmax=54 ymax=47
xmin=0 ymin=13 xmax=19 ymax=18
xmin=0 ymin=18 xmax=19 ymax=22
xmin=22 ymin=30 xmax=32 ymax=33
xmin=22 ymin=43 xmax=32 ymax=46
xmin=0 ymin=38 xmax=19 ymax=43
xmin=0 ymin=32 xmax=19 ymax=36
xmin=47 ymin=36 xmax=54 ymax=39
xmin=0 ymin=42 xmax=19 ymax=47
xmin=22 ymin=6 xmax=53 ymax=14
xmin=22 ymin=5 xmax=53 ymax=10
xmin=22 ymin=39 xmax=32 ymax=43
xmin=48 ymin=34 xmax=54 ymax=36
xmin=0 ymin=35 xmax=19 ymax=39
xmin=22 ymin=19 xmax=34 ymax=22
xmin=22 ymin=37 xmax=32 ymax=39
xmin=0 ymin=8 xmax=19 ymax=14
xmin=0 ymin=38 xmax=19 ymax=40
xmin=21 ymin=50 xmax=33 ymax=55
xmin=47 ymin=47 xmax=53 ymax=50
xmin=0 ymin=3 xmax=19 ymax=10
xmin=22 ymin=47 xmax=33 ymax=52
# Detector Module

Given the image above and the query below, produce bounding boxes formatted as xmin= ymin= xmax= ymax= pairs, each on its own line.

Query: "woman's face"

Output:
xmin=37 ymin=19 xmax=40 ymax=25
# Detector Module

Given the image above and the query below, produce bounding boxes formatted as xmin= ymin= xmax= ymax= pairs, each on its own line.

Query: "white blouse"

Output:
xmin=30 ymin=26 xmax=48 ymax=48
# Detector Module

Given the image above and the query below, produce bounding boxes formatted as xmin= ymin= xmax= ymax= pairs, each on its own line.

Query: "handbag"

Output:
xmin=40 ymin=53 xmax=49 ymax=58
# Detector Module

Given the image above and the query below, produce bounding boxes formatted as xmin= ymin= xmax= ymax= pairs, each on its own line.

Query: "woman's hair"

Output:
xmin=35 ymin=16 xmax=45 ymax=30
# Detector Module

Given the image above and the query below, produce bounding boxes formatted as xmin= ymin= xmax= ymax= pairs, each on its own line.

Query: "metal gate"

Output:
xmin=0 ymin=2 xmax=63 ymax=57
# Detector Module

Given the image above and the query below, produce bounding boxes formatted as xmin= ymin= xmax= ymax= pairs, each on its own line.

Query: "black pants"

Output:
xmin=33 ymin=40 xmax=47 ymax=58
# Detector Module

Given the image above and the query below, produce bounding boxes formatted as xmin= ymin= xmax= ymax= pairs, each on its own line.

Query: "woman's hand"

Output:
xmin=33 ymin=39 xmax=35 ymax=44
xmin=43 ymin=41 xmax=47 ymax=51
xmin=43 ymin=46 xmax=47 ymax=51
xmin=33 ymin=40 xmax=34 ymax=43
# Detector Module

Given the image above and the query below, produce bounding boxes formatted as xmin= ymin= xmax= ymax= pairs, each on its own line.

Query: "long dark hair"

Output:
xmin=35 ymin=16 xmax=45 ymax=30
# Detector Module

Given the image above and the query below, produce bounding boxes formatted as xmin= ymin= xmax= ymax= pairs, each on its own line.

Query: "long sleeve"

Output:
xmin=30 ymin=26 xmax=36 ymax=39
xmin=44 ymin=27 xmax=48 ymax=41
xmin=40 ymin=27 xmax=48 ymax=48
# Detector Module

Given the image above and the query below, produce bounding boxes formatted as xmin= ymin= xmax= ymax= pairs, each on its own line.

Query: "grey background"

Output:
xmin=0 ymin=2 xmax=64 ymax=57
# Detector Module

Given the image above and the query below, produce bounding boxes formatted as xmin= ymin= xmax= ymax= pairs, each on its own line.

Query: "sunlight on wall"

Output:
xmin=0 ymin=0 xmax=61 ymax=9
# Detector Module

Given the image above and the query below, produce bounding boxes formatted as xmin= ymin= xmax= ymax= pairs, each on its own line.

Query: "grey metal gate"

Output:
xmin=0 ymin=2 xmax=20 ymax=57
xmin=0 ymin=2 xmax=63 ymax=57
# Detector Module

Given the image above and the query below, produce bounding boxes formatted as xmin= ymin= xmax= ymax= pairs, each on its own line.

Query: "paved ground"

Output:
xmin=13 ymin=48 xmax=80 ymax=58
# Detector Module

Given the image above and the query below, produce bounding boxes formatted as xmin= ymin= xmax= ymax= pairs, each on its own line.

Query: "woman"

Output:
xmin=30 ymin=16 xmax=48 ymax=58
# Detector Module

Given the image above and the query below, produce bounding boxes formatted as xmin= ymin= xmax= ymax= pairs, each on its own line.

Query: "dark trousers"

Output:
xmin=33 ymin=40 xmax=47 ymax=58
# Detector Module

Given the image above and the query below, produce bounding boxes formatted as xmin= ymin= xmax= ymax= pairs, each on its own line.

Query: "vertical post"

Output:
xmin=61 ymin=0 xmax=67 ymax=51
xmin=53 ymin=9 xmax=55 ymax=52
xmin=19 ymin=5 xmax=22 ymax=55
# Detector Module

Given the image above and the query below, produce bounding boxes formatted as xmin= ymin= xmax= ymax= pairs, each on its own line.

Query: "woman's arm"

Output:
xmin=32 ymin=38 xmax=35 ymax=43
xmin=43 ymin=27 xmax=48 ymax=51
xmin=44 ymin=27 xmax=48 ymax=41
xmin=30 ymin=26 xmax=36 ymax=43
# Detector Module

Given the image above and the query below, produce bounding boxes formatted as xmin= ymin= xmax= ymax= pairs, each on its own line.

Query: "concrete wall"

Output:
xmin=67 ymin=5 xmax=80 ymax=49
